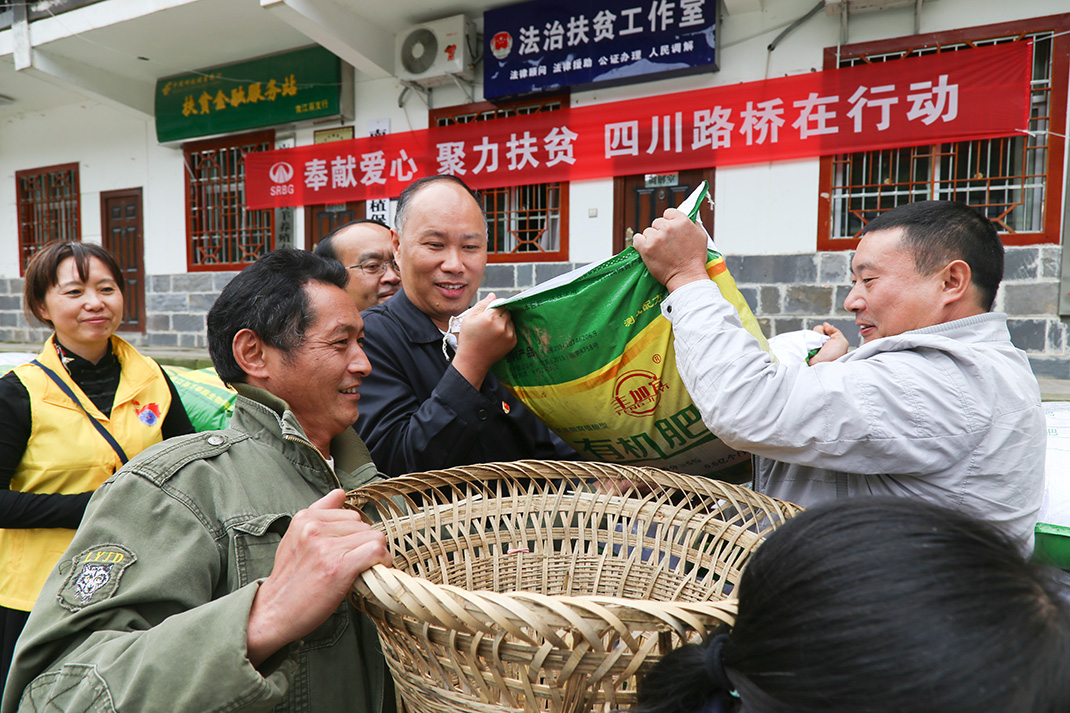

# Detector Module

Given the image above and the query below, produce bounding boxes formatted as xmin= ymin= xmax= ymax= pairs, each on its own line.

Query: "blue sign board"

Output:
xmin=483 ymin=0 xmax=718 ymax=100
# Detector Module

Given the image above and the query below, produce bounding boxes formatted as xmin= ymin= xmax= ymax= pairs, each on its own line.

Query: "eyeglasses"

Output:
xmin=348 ymin=259 xmax=399 ymax=276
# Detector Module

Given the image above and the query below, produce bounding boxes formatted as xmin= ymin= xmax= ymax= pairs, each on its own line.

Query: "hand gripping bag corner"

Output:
xmin=491 ymin=182 xmax=769 ymax=481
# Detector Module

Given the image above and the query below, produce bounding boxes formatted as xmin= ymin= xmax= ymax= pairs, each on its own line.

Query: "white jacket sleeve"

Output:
xmin=663 ymin=280 xmax=985 ymax=474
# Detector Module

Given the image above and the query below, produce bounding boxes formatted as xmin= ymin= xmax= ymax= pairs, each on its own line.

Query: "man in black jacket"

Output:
xmin=355 ymin=175 xmax=575 ymax=476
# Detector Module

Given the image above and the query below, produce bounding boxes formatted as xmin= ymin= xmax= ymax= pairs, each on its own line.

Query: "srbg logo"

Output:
xmin=269 ymin=162 xmax=295 ymax=195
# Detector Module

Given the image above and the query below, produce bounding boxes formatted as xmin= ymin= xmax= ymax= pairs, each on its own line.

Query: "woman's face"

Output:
xmin=38 ymin=256 xmax=124 ymax=360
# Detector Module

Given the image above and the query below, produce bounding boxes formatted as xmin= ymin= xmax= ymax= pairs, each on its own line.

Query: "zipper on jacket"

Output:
xmin=282 ymin=433 xmax=343 ymax=490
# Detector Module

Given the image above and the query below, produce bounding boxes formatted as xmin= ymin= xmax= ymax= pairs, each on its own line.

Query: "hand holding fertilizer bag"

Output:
xmin=489 ymin=182 xmax=769 ymax=481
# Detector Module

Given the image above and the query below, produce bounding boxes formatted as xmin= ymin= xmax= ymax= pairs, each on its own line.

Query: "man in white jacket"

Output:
xmin=634 ymin=200 xmax=1045 ymax=551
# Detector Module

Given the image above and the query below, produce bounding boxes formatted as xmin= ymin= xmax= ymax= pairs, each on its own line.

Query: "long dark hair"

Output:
xmin=636 ymin=497 xmax=1070 ymax=713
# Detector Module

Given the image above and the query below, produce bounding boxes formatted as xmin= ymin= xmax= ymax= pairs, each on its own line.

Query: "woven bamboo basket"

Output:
xmin=345 ymin=460 xmax=801 ymax=713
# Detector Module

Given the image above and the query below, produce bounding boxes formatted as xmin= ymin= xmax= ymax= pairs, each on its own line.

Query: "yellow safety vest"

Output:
xmin=0 ymin=335 xmax=172 ymax=611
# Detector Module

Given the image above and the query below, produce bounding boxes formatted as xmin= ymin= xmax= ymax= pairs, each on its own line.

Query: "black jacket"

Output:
xmin=355 ymin=289 xmax=576 ymax=477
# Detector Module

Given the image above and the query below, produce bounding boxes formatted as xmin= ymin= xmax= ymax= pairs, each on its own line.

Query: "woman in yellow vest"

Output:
xmin=0 ymin=242 xmax=193 ymax=685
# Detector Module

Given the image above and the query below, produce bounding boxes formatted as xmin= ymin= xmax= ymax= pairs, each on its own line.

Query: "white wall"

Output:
xmin=567 ymin=179 xmax=615 ymax=263
xmin=1 ymin=0 xmax=1065 ymax=275
xmin=0 ymin=101 xmax=189 ymax=276
xmin=141 ymin=141 xmax=188 ymax=275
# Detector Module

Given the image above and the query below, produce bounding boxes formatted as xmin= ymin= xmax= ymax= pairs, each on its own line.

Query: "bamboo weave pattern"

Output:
xmin=346 ymin=460 xmax=801 ymax=713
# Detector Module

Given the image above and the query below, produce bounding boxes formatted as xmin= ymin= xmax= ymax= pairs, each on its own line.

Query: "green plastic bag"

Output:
xmin=161 ymin=365 xmax=235 ymax=432
xmin=492 ymin=182 xmax=768 ymax=480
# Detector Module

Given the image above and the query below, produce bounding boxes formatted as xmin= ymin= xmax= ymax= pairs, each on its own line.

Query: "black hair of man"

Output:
xmin=635 ymin=497 xmax=1070 ymax=713
xmin=314 ymin=218 xmax=392 ymax=262
xmin=393 ymin=175 xmax=487 ymax=237
xmin=207 ymin=248 xmax=348 ymax=384
xmin=860 ymin=200 xmax=1004 ymax=312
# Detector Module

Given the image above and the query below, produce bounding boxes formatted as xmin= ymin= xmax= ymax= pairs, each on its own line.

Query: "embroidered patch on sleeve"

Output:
xmin=57 ymin=544 xmax=137 ymax=612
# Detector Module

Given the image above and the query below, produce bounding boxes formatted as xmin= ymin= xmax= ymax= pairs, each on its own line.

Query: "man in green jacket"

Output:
xmin=2 ymin=249 xmax=395 ymax=713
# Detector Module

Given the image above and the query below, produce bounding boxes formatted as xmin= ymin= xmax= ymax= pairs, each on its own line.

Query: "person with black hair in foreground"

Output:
xmin=3 ymin=250 xmax=392 ymax=713
xmin=635 ymin=497 xmax=1070 ymax=713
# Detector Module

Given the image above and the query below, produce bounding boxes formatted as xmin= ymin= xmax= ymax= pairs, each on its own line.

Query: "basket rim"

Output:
xmin=346 ymin=459 xmax=800 ymax=515
xmin=352 ymin=563 xmax=739 ymax=643
xmin=346 ymin=460 xmax=796 ymax=641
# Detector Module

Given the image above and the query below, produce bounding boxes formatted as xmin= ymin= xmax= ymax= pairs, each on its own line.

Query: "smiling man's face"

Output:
xmin=393 ymin=180 xmax=487 ymax=331
xmin=259 ymin=281 xmax=371 ymax=451
xmin=844 ymin=227 xmax=947 ymax=344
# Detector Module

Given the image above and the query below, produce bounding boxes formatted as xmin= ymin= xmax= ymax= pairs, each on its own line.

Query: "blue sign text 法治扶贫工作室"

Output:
xmin=483 ymin=0 xmax=718 ymax=100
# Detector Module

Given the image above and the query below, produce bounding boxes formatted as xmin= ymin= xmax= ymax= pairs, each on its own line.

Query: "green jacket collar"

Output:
xmin=231 ymin=382 xmax=380 ymax=491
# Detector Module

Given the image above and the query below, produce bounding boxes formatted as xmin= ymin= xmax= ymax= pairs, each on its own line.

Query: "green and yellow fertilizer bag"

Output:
xmin=161 ymin=365 xmax=236 ymax=432
xmin=490 ymin=182 xmax=768 ymax=481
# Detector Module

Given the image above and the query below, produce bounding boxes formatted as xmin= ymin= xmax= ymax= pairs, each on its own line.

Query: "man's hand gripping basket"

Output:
xmin=345 ymin=460 xmax=801 ymax=713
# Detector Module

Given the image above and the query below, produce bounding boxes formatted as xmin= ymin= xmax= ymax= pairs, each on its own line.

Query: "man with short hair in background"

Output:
xmin=315 ymin=218 xmax=401 ymax=311
xmin=355 ymin=175 xmax=576 ymax=477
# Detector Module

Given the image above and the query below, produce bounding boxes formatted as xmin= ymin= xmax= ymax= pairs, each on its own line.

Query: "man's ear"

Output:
xmin=232 ymin=328 xmax=270 ymax=379
xmin=941 ymin=259 xmax=973 ymax=305
xmin=391 ymin=230 xmax=401 ymax=263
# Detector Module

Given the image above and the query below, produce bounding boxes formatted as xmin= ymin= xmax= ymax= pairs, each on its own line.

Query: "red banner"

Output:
xmin=247 ymin=42 xmax=1031 ymax=209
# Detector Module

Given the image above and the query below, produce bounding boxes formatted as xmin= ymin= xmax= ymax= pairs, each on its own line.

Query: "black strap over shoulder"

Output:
xmin=32 ymin=359 xmax=129 ymax=465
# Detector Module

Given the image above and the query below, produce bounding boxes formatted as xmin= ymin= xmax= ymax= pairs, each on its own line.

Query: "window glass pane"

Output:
xmin=16 ymin=165 xmax=80 ymax=272
xmin=185 ymin=134 xmax=274 ymax=268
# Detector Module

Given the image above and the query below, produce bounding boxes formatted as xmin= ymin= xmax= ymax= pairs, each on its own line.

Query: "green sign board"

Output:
xmin=155 ymin=46 xmax=345 ymax=143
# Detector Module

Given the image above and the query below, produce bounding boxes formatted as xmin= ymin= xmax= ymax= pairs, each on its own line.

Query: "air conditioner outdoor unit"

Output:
xmin=396 ymin=15 xmax=475 ymax=87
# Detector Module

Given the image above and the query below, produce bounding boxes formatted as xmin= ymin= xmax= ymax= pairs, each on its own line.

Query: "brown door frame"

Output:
xmin=613 ymin=168 xmax=716 ymax=254
xmin=304 ymin=201 xmax=365 ymax=251
xmin=100 ymin=187 xmax=146 ymax=332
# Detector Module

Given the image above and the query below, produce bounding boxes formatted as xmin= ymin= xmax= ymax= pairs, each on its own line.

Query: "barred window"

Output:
xmin=430 ymin=97 xmax=569 ymax=263
xmin=16 ymin=163 xmax=81 ymax=274
xmin=184 ymin=130 xmax=275 ymax=270
xmin=817 ymin=14 xmax=1069 ymax=249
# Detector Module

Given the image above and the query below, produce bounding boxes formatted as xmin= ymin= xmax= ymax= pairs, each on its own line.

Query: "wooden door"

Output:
xmin=304 ymin=201 xmax=364 ymax=251
xmin=613 ymin=168 xmax=715 ymax=253
xmin=101 ymin=188 xmax=145 ymax=332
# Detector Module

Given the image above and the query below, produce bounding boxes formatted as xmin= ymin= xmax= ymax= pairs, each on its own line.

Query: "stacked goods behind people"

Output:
xmin=161 ymin=365 xmax=235 ymax=431
xmin=1034 ymin=401 xmax=1070 ymax=568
